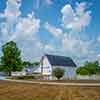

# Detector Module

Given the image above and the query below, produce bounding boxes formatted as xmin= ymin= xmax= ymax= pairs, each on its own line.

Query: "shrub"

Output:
xmin=79 ymin=68 xmax=89 ymax=75
xmin=53 ymin=68 xmax=64 ymax=80
xmin=76 ymin=61 xmax=100 ymax=75
xmin=12 ymin=75 xmax=35 ymax=80
xmin=76 ymin=67 xmax=83 ymax=74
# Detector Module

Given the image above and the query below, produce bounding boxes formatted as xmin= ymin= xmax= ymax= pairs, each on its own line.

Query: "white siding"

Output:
xmin=42 ymin=56 xmax=52 ymax=75
xmin=33 ymin=66 xmax=41 ymax=73
xmin=64 ymin=67 xmax=76 ymax=78
xmin=52 ymin=66 xmax=76 ymax=79
xmin=37 ymin=56 xmax=76 ymax=79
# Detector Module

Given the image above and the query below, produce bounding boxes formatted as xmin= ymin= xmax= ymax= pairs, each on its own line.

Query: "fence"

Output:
xmin=76 ymin=75 xmax=100 ymax=80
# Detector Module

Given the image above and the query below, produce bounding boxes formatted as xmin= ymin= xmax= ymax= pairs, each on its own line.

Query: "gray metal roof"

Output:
xmin=24 ymin=66 xmax=39 ymax=72
xmin=45 ymin=54 xmax=77 ymax=67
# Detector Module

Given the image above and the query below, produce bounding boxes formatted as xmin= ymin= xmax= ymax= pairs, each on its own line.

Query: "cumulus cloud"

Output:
xmin=61 ymin=2 xmax=91 ymax=32
xmin=4 ymin=0 xmax=21 ymax=17
xmin=45 ymin=22 xmax=63 ymax=38
xmin=0 ymin=0 xmax=42 ymax=61
xmin=62 ymin=34 xmax=91 ymax=57
xmin=14 ymin=13 xmax=40 ymax=40
xmin=97 ymin=36 xmax=100 ymax=42
xmin=45 ymin=0 xmax=53 ymax=5
xmin=61 ymin=4 xmax=74 ymax=28
xmin=0 ymin=0 xmax=21 ymax=42
xmin=0 ymin=0 xmax=97 ymax=65
xmin=44 ymin=44 xmax=54 ymax=51
xmin=42 ymin=2 xmax=95 ymax=65
xmin=35 ymin=0 xmax=53 ymax=9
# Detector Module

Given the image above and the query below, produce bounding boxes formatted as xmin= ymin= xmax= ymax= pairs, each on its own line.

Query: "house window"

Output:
xmin=44 ymin=66 xmax=49 ymax=69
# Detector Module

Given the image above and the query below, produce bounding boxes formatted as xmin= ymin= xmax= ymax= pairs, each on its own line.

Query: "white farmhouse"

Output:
xmin=10 ymin=54 xmax=77 ymax=79
xmin=38 ymin=54 xmax=77 ymax=79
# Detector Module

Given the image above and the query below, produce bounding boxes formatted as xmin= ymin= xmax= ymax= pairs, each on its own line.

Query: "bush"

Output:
xmin=79 ymin=68 xmax=89 ymax=75
xmin=76 ymin=61 xmax=100 ymax=75
xmin=76 ymin=67 xmax=83 ymax=74
xmin=53 ymin=68 xmax=64 ymax=80
xmin=12 ymin=75 xmax=35 ymax=80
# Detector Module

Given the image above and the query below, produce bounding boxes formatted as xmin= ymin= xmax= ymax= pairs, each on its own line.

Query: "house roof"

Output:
xmin=45 ymin=54 xmax=77 ymax=67
xmin=24 ymin=66 xmax=39 ymax=72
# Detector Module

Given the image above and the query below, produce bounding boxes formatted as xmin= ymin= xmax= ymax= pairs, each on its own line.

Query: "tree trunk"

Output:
xmin=8 ymin=71 xmax=11 ymax=76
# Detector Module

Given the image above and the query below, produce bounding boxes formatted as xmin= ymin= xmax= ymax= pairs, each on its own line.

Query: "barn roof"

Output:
xmin=45 ymin=54 xmax=77 ymax=67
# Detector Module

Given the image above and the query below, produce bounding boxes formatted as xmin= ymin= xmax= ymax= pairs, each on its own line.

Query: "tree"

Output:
xmin=53 ymin=68 xmax=64 ymax=80
xmin=32 ymin=62 xmax=40 ymax=66
xmin=0 ymin=41 xmax=23 ymax=76
xmin=23 ymin=61 xmax=40 ymax=67
xmin=76 ymin=67 xmax=89 ymax=75
xmin=76 ymin=61 xmax=100 ymax=75
xmin=23 ymin=61 xmax=33 ymax=67
xmin=76 ymin=67 xmax=83 ymax=74
xmin=84 ymin=61 xmax=98 ymax=75
xmin=94 ymin=61 xmax=100 ymax=74
xmin=79 ymin=68 xmax=89 ymax=75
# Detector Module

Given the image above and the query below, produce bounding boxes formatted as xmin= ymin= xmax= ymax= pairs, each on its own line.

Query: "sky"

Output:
xmin=0 ymin=0 xmax=100 ymax=65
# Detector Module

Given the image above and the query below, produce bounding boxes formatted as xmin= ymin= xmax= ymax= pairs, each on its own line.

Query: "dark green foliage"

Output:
xmin=23 ymin=61 xmax=33 ymax=67
xmin=84 ymin=61 xmax=97 ymax=75
xmin=76 ymin=67 xmax=83 ymax=74
xmin=0 ymin=41 xmax=23 ymax=76
xmin=23 ymin=61 xmax=40 ymax=67
xmin=79 ymin=68 xmax=89 ymax=75
xmin=76 ymin=61 xmax=100 ymax=75
xmin=53 ymin=68 xmax=64 ymax=80
xmin=32 ymin=62 xmax=40 ymax=66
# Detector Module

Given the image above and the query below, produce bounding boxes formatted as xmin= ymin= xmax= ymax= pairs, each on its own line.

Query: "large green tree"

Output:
xmin=0 ymin=41 xmax=23 ymax=76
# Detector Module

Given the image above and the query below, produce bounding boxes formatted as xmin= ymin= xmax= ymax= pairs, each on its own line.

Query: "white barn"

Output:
xmin=0 ymin=54 xmax=77 ymax=80
xmin=38 ymin=54 xmax=77 ymax=79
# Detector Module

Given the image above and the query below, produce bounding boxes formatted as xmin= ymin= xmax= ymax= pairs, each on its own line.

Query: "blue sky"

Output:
xmin=0 ymin=0 xmax=100 ymax=65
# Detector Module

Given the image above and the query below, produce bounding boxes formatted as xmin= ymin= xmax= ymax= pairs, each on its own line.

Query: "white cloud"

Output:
xmin=76 ymin=2 xmax=87 ymax=16
xmin=45 ymin=22 xmax=63 ymax=38
xmin=97 ymin=36 xmax=100 ymax=42
xmin=0 ymin=0 xmax=21 ymax=39
xmin=35 ymin=0 xmax=53 ymax=9
xmin=61 ymin=4 xmax=74 ymax=27
xmin=0 ymin=0 xmax=43 ymax=61
xmin=45 ymin=0 xmax=53 ymax=5
xmin=62 ymin=34 xmax=91 ymax=57
xmin=15 ymin=14 xmax=40 ymax=38
xmin=4 ymin=0 xmax=21 ymax=18
xmin=0 ymin=0 xmax=96 ymax=65
xmin=61 ymin=2 xmax=91 ymax=32
xmin=44 ymin=44 xmax=54 ymax=51
xmin=36 ymin=41 xmax=44 ymax=49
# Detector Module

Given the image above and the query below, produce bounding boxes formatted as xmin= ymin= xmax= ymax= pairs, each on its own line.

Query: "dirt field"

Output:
xmin=30 ymin=79 xmax=100 ymax=83
xmin=0 ymin=80 xmax=100 ymax=100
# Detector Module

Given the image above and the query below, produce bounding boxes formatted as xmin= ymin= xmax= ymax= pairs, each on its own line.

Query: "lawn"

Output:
xmin=0 ymin=80 xmax=100 ymax=100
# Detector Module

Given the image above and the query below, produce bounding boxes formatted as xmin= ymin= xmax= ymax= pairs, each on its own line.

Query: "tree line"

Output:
xmin=76 ymin=61 xmax=100 ymax=75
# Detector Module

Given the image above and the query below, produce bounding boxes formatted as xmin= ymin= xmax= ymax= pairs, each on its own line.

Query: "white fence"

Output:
xmin=77 ymin=75 xmax=100 ymax=80
xmin=11 ymin=71 xmax=26 ymax=76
